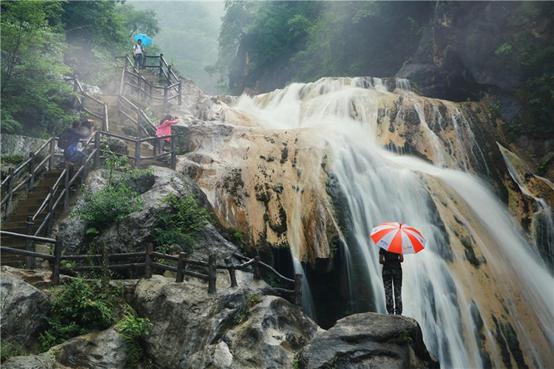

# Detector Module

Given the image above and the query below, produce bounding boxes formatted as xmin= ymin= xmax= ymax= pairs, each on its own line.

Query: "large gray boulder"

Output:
xmin=131 ymin=275 xmax=319 ymax=369
xmin=0 ymin=268 xmax=50 ymax=348
xmin=3 ymin=327 xmax=129 ymax=369
xmin=298 ymin=312 xmax=439 ymax=369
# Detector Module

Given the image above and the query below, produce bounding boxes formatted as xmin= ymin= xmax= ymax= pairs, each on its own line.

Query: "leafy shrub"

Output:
xmin=116 ymin=312 xmax=152 ymax=368
xmin=39 ymin=278 xmax=116 ymax=351
xmin=232 ymin=229 xmax=245 ymax=245
xmin=0 ymin=340 xmax=26 ymax=362
xmin=495 ymin=42 xmax=513 ymax=57
xmin=75 ymin=183 xmax=142 ymax=230
xmin=152 ymin=194 xmax=209 ymax=251
xmin=0 ymin=154 xmax=25 ymax=165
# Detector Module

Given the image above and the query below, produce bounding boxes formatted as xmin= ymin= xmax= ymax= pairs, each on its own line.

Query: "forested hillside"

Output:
xmin=0 ymin=0 xmax=158 ymax=137
xmin=213 ymin=1 xmax=553 ymax=147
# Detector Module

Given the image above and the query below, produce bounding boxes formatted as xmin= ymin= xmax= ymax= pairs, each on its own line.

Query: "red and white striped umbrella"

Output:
xmin=370 ymin=222 xmax=426 ymax=254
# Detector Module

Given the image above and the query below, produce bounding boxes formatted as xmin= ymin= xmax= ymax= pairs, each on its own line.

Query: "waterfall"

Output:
xmin=227 ymin=77 xmax=553 ymax=368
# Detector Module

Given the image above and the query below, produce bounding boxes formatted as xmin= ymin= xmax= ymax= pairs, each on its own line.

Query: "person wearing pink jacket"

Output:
xmin=156 ymin=115 xmax=178 ymax=143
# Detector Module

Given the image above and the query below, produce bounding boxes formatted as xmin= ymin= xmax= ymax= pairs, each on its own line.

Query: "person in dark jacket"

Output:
xmin=61 ymin=121 xmax=91 ymax=164
xmin=379 ymin=248 xmax=404 ymax=315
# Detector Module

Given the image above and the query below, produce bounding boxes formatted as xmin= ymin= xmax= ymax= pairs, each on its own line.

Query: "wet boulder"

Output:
xmin=0 ymin=268 xmax=50 ymax=348
xmin=298 ymin=312 xmax=439 ymax=369
xmin=3 ymin=327 xmax=129 ymax=369
xmin=131 ymin=275 xmax=319 ymax=369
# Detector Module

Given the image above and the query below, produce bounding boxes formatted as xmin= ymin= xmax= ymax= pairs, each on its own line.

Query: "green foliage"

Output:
xmin=215 ymin=2 xmax=432 ymax=93
xmin=495 ymin=42 xmax=513 ymax=57
xmin=75 ymin=183 xmax=142 ymax=230
xmin=0 ymin=154 xmax=25 ymax=165
xmin=231 ymin=229 xmax=245 ymax=245
xmin=0 ymin=340 xmax=26 ymax=363
xmin=116 ymin=311 xmax=152 ymax=368
xmin=1 ymin=0 xmax=159 ymax=136
xmin=1 ymin=0 xmax=75 ymax=137
xmin=39 ymin=278 xmax=116 ymax=351
xmin=152 ymin=194 xmax=209 ymax=252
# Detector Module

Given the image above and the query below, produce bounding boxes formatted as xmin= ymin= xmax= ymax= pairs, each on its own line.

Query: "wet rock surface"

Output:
xmin=298 ymin=312 xmax=439 ymax=369
xmin=3 ymin=328 xmax=129 ymax=369
xmin=56 ymin=166 xmax=237 ymax=261
xmin=131 ymin=275 xmax=319 ymax=369
xmin=0 ymin=267 xmax=50 ymax=348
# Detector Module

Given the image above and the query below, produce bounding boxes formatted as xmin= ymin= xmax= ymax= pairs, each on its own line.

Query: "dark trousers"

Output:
xmin=383 ymin=267 xmax=402 ymax=315
xmin=134 ymin=53 xmax=144 ymax=69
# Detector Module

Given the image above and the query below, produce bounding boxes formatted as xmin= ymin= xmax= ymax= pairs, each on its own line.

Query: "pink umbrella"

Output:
xmin=370 ymin=222 xmax=426 ymax=255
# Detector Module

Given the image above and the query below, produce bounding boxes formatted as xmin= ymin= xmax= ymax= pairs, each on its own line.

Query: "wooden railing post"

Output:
xmin=253 ymin=255 xmax=261 ymax=280
xmin=45 ymin=191 xmax=54 ymax=235
xmin=134 ymin=140 xmax=141 ymax=167
xmin=103 ymin=104 xmax=109 ymax=131
xmin=144 ymin=243 xmax=153 ymax=278
xmin=52 ymin=238 xmax=62 ymax=284
xmin=294 ymin=273 xmax=303 ymax=306
xmin=159 ymin=53 xmax=163 ymax=79
xmin=48 ymin=138 xmax=56 ymax=171
xmin=170 ymin=137 xmax=176 ymax=170
xmin=94 ymin=131 xmax=101 ymax=168
xmin=101 ymin=242 xmax=109 ymax=288
xmin=27 ymin=152 xmax=35 ymax=191
xmin=167 ymin=65 xmax=172 ymax=85
xmin=25 ymin=216 xmax=35 ymax=268
xmin=208 ymin=254 xmax=217 ymax=294
xmin=225 ymin=257 xmax=238 ymax=288
xmin=178 ymin=80 xmax=182 ymax=105
xmin=176 ymin=252 xmax=185 ymax=282
xmin=63 ymin=166 xmax=70 ymax=210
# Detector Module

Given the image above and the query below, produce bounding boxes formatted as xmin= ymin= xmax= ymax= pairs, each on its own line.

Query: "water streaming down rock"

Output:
xmin=177 ymin=77 xmax=553 ymax=369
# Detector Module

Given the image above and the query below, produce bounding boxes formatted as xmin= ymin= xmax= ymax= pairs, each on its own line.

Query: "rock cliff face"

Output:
xmin=1 ymin=269 xmax=437 ymax=369
xmin=56 ymin=166 xmax=237 ymax=262
xmin=0 ymin=267 xmax=50 ymax=349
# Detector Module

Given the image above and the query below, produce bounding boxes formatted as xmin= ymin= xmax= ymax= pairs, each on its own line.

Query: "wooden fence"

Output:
xmin=120 ymin=55 xmax=182 ymax=106
xmin=70 ymin=77 xmax=109 ymax=131
xmin=0 ymin=231 xmax=302 ymax=305
xmin=1 ymin=137 xmax=60 ymax=218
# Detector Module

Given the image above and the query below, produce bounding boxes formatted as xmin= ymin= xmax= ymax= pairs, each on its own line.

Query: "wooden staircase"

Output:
xmin=1 ymin=170 xmax=63 ymax=265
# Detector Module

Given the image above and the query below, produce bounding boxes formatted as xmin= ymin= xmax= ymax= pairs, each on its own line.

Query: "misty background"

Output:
xmin=130 ymin=0 xmax=224 ymax=94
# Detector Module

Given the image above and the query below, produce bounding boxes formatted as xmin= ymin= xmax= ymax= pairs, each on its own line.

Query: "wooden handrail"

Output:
xmin=0 ymin=246 xmax=53 ymax=260
xmin=0 ymin=231 xmax=302 ymax=303
xmin=0 ymin=230 xmax=56 ymax=243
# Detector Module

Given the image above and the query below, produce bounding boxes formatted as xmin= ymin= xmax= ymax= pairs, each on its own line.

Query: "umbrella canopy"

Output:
xmin=133 ymin=33 xmax=152 ymax=47
xmin=370 ymin=222 xmax=426 ymax=254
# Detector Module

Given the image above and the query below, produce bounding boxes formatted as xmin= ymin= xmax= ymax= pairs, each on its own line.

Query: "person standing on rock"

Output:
xmin=379 ymin=248 xmax=403 ymax=315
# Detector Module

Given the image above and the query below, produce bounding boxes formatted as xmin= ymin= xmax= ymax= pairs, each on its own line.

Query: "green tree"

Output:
xmin=1 ymin=0 xmax=73 ymax=135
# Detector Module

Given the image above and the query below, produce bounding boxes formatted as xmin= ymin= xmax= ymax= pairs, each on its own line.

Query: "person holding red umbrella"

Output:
xmin=371 ymin=222 xmax=427 ymax=315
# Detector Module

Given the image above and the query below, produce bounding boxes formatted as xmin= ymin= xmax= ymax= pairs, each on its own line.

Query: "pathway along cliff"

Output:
xmin=174 ymin=77 xmax=554 ymax=369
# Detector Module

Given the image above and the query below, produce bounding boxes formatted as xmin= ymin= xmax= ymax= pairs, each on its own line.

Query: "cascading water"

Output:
xmin=227 ymin=77 xmax=554 ymax=369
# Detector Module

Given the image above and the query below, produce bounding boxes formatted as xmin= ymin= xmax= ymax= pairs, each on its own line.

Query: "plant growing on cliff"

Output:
xmin=0 ymin=340 xmax=26 ymax=363
xmin=39 ymin=278 xmax=117 ymax=351
xmin=116 ymin=311 xmax=152 ymax=368
xmin=152 ymin=194 xmax=209 ymax=252
xmin=75 ymin=183 xmax=142 ymax=230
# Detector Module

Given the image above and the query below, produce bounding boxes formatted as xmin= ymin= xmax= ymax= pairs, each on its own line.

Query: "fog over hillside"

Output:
xmin=131 ymin=0 xmax=224 ymax=94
